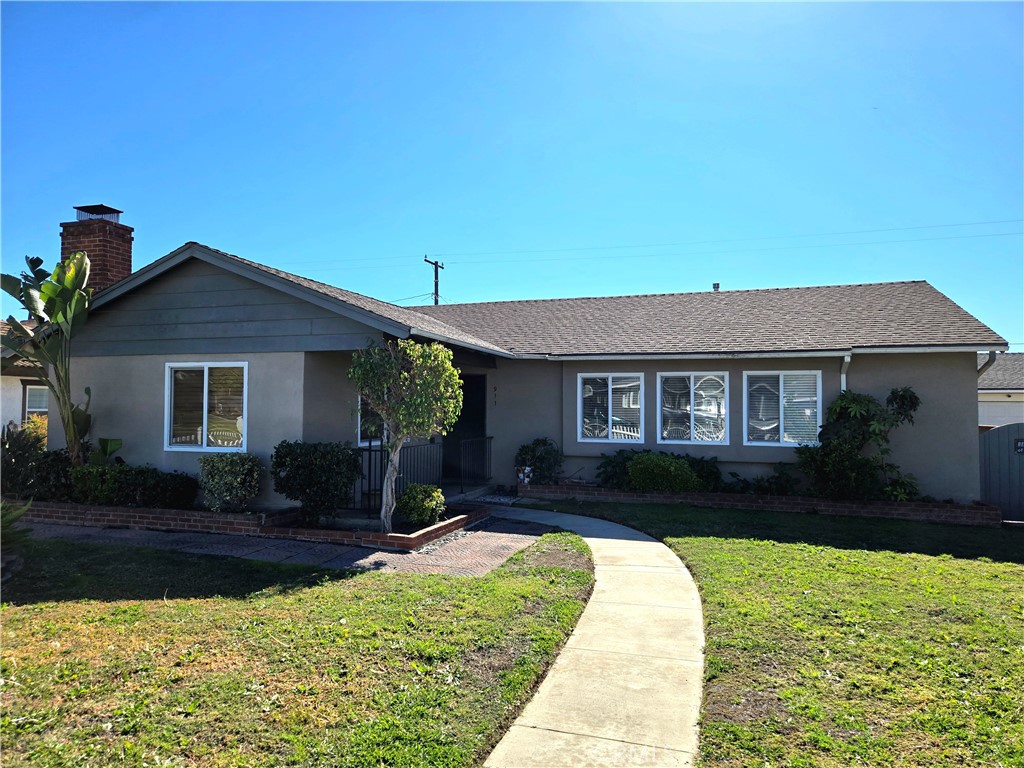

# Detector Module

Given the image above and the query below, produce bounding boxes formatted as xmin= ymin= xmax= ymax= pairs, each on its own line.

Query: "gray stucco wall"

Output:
xmin=302 ymin=351 xmax=365 ymax=445
xmin=848 ymin=352 xmax=981 ymax=502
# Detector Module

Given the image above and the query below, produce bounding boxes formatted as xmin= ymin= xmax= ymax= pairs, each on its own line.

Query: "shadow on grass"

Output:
xmin=2 ymin=537 xmax=367 ymax=606
xmin=529 ymin=500 xmax=1024 ymax=565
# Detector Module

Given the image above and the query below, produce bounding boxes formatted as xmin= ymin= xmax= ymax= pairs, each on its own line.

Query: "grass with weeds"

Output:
xmin=534 ymin=500 xmax=1024 ymax=768
xmin=1 ymin=530 xmax=592 ymax=768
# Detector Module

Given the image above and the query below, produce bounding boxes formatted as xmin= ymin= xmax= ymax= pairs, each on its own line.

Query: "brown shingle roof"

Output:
xmin=413 ymin=281 xmax=1006 ymax=356
xmin=978 ymin=353 xmax=1024 ymax=390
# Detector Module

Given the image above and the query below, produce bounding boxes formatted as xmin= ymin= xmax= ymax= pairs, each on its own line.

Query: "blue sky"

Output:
xmin=2 ymin=2 xmax=1021 ymax=348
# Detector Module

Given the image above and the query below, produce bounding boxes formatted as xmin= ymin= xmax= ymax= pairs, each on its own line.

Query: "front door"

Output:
xmin=443 ymin=374 xmax=487 ymax=482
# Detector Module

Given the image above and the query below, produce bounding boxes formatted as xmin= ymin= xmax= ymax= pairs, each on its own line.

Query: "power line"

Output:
xmin=388 ymin=291 xmax=435 ymax=304
xmin=275 ymin=218 xmax=1023 ymax=269
xmin=444 ymin=231 xmax=1023 ymax=267
xmin=428 ymin=218 xmax=1024 ymax=259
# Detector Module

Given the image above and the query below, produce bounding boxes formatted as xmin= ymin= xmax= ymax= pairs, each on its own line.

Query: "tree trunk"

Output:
xmin=380 ymin=438 xmax=403 ymax=533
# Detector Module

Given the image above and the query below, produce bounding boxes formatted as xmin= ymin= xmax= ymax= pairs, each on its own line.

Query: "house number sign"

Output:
xmin=1016 ymin=439 xmax=1024 ymax=455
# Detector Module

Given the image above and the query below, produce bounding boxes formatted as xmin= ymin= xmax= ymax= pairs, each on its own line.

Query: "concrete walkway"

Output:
xmin=485 ymin=507 xmax=704 ymax=768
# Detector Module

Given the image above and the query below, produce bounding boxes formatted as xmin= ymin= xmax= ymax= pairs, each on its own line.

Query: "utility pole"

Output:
xmin=423 ymin=256 xmax=444 ymax=305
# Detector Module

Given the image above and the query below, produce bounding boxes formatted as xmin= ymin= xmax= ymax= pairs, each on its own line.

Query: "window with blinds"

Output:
xmin=579 ymin=374 xmax=643 ymax=442
xmin=166 ymin=363 xmax=247 ymax=451
xmin=25 ymin=385 xmax=49 ymax=416
xmin=744 ymin=371 xmax=821 ymax=445
xmin=659 ymin=373 xmax=727 ymax=444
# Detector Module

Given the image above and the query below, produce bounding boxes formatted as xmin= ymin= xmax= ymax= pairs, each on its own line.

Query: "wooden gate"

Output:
xmin=980 ymin=423 xmax=1024 ymax=522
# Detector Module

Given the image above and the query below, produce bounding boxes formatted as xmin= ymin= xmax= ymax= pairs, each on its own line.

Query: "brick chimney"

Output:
xmin=60 ymin=204 xmax=133 ymax=293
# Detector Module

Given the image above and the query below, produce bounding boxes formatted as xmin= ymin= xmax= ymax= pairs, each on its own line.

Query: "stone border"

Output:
xmin=518 ymin=483 xmax=1002 ymax=528
xmin=17 ymin=500 xmax=490 ymax=551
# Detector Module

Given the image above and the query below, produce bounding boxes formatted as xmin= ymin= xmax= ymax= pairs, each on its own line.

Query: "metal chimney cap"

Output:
xmin=74 ymin=204 xmax=122 ymax=222
xmin=712 ymin=282 xmax=720 ymax=292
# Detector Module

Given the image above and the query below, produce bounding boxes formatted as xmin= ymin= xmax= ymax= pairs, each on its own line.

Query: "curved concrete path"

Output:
xmin=485 ymin=507 xmax=704 ymax=768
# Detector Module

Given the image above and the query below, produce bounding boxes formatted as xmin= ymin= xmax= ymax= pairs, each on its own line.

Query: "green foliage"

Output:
xmin=1 ymin=499 xmax=31 ymax=552
xmin=21 ymin=413 xmax=48 ymax=447
xmin=1 ymin=252 xmax=94 ymax=465
xmin=70 ymin=465 xmax=198 ymax=509
xmin=271 ymin=440 xmax=362 ymax=518
xmin=349 ymin=339 xmax=464 ymax=444
xmin=514 ymin=438 xmax=564 ymax=484
xmin=349 ymin=339 xmax=463 ymax=532
xmin=597 ymin=449 xmax=648 ymax=490
xmin=627 ymin=451 xmax=704 ymax=493
xmin=797 ymin=387 xmax=921 ymax=501
xmin=87 ymin=437 xmax=123 ymax=466
xmin=394 ymin=483 xmax=446 ymax=528
xmin=0 ymin=425 xmax=72 ymax=500
xmin=726 ymin=463 xmax=801 ymax=496
xmin=197 ymin=453 xmax=264 ymax=513
xmin=681 ymin=453 xmax=724 ymax=491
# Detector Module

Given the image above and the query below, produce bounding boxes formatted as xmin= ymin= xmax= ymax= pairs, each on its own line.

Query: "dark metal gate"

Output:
xmin=351 ymin=441 xmax=443 ymax=512
xmin=980 ymin=423 xmax=1024 ymax=522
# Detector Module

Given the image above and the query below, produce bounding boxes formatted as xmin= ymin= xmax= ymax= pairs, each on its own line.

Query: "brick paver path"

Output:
xmin=24 ymin=516 xmax=550 ymax=577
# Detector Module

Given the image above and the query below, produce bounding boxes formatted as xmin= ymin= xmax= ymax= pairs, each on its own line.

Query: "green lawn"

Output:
xmin=534 ymin=500 xmax=1024 ymax=768
xmin=1 ymin=532 xmax=592 ymax=768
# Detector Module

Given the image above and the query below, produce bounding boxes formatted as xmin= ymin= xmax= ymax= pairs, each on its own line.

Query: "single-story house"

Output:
xmin=978 ymin=352 xmax=1024 ymax=428
xmin=1 ymin=320 xmax=48 ymax=431
xmin=29 ymin=206 xmax=1009 ymax=505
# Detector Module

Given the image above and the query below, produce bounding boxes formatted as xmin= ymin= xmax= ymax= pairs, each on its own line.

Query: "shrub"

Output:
xmin=22 ymin=414 xmax=48 ymax=447
xmin=198 ymin=453 xmax=264 ymax=513
xmin=394 ymin=483 xmax=446 ymax=528
xmin=796 ymin=387 xmax=921 ymax=501
xmin=627 ymin=452 xmax=704 ymax=493
xmin=681 ymin=454 xmax=723 ymax=491
xmin=1 ymin=425 xmax=71 ymax=501
xmin=70 ymin=465 xmax=198 ymax=509
xmin=271 ymin=441 xmax=362 ymax=519
xmin=513 ymin=438 xmax=564 ymax=485
xmin=726 ymin=463 xmax=801 ymax=496
xmin=597 ymin=449 xmax=649 ymax=490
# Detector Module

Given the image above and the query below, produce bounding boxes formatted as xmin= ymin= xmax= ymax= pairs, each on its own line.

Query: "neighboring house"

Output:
xmin=21 ymin=206 xmax=1008 ymax=506
xmin=0 ymin=320 xmax=47 ymax=430
xmin=978 ymin=352 xmax=1024 ymax=427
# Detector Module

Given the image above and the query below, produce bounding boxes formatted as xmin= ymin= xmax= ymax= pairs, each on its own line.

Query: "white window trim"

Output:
xmin=656 ymin=372 xmax=729 ymax=446
xmin=577 ymin=372 xmax=645 ymax=443
xmin=24 ymin=383 xmax=49 ymax=421
xmin=164 ymin=362 xmax=248 ymax=453
xmin=742 ymin=370 xmax=822 ymax=447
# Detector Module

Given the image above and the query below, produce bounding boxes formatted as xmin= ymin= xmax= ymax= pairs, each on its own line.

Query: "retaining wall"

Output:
xmin=18 ymin=500 xmax=489 ymax=551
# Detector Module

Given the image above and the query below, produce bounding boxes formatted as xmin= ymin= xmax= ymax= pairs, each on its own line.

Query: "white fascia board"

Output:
xmin=979 ymin=389 xmax=1024 ymax=394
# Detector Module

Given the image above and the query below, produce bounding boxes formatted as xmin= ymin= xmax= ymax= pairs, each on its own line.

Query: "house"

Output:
xmin=1 ymin=320 xmax=47 ymax=431
xmin=978 ymin=353 xmax=1024 ymax=428
xmin=27 ymin=206 xmax=1008 ymax=505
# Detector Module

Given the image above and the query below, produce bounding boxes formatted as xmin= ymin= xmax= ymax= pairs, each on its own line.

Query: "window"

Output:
xmin=357 ymin=396 xmax=387 ymax=445
xmin=579 ymin=373 xmax=643 ymax=442
xmin=658 ymin=373 xmax=728 ymax=444
xmin=165 ymin=363 xmax=247 ymax=451
xmin=743 ymin=371 xmax=821 ymax=446
xmin=24 ymin=384 xmax=48 ymax=421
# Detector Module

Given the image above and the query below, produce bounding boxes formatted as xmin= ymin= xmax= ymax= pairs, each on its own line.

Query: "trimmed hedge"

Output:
xmin=70 ymin=465 xmax=198 ymax=509
xmin=395 ymin=484 xmax=446 ymax=528
xmin=271 ymin=440 xmax=362 ymax=519
xmin=198 ymin=453 xmax=264 ymax=513
xmin=626 ymin=452 xmax=704 ymax=493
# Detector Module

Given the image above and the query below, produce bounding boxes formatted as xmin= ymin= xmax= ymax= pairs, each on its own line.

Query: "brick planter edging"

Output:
xmin=16 ymin=500 xmax=490 ymax=551
xmin=518 ymin=484 xmax=1002 ymax=528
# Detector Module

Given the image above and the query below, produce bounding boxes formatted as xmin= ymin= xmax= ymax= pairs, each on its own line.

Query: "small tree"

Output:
xmin=1 ymin=253 xmax=93 ymax=466
xmin=349 ymin=339 xmax=463 ymax=533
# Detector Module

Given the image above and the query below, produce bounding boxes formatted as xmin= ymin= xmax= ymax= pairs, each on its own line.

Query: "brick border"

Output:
xmin=16 ymin=500 xmax=490 ymax=551
xmin=518 ymin=484 xmax=1002 ymax=528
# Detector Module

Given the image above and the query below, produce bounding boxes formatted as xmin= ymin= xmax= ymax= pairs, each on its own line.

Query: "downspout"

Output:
xmin=840 ymin=353 xmax=851 ymax=392
xmin=977 ymin=350 xmax=998 ymax=378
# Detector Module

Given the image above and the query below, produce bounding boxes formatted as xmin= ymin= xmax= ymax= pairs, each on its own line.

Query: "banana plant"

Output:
xmin=1 ymin=252 xmax=94 ymax=466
